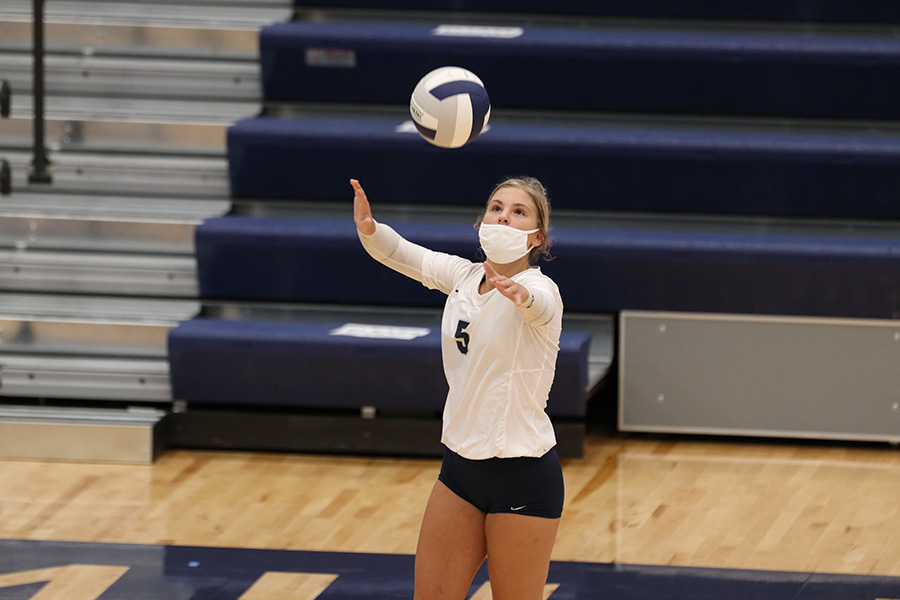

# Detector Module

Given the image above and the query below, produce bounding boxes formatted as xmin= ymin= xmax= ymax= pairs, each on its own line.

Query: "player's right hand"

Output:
xmin=351 ymin=179 xmax=376 ymax=236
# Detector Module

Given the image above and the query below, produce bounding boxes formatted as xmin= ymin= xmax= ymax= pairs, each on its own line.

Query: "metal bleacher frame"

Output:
xmin=0 ymin=0 xmax=291 ymax=463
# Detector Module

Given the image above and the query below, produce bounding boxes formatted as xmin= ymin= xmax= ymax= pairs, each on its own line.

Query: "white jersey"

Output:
xmin=360 ymin=222 xmax=562 ymax=459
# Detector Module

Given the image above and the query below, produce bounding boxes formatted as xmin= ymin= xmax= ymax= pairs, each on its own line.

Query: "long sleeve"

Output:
xmin=358 ymin=221 xmax=430 ymax=284
xmin=515 ymin=271 xmax=563 ymax=327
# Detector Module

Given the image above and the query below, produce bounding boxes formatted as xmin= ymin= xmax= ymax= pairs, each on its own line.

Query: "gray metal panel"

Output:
xmin=41 ymin=0 xmax=292 ymax=29
xmin=0 ymin=19 xmax=263 ymax=57
xmin=0 ymin=317 xmax=172 ymax=356
xmin=0 ymin=355 xmax=171 ymax=400
xmin=2 ymin=52 xmax=261 ymax=101
xmin=3 ymin=91 xmax=252 ymax=154
xmin=0 ymin=0 xmax=291 ymax=58
xmin=0 ymin=292 xmax=200 ymax=321
xmin=619 ymin=310 xmax=900 ymax=443
xmin=0 ymin=249 xmax=198 ymax=297
xmin=0 ymin=151 xmax=230 ymax=199
xmin=0 ymin=192 xmax=230 ymax=221
xmin=33 ymin=94 xmax=258 ymax=124
xmin=0 ymin=406 xmax=166 ymax=464
xmin=0 ymin=214 xmax=199 ymax=254
xmin=3 ymin=113 xmax=230 ymax=153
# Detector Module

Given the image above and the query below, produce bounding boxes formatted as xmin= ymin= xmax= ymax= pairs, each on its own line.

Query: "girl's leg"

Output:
xmin=483 ymin=513 xmax=560 ymax=600
xmin=414 ymin=480 xmax=487 ymax=600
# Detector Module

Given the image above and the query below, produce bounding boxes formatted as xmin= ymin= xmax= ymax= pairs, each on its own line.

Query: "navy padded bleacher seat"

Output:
xmin=195 ymin=216 xmax=478 ymax=306
xmin=228 ymin=116 xmax=900 ymax=220
xmin=552 ymin=226 xmax=900 ymax=319
xmin=261 ymin=20 xmax=900 ymax=119
xmin=196 ymin=216 xmax=900 ymax=319
xmin=167 ymin=318 xmax=592 ymax=418
xmin=293 ymin=0 xmax=900 ymax=23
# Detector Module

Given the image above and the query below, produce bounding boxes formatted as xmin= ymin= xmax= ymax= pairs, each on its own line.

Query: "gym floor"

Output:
xmin=2 ymin=431 xmax=900 ymax=599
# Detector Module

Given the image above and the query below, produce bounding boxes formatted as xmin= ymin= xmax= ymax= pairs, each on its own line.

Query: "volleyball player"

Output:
xmin=351 ymin=176 xmax=564 ymax=600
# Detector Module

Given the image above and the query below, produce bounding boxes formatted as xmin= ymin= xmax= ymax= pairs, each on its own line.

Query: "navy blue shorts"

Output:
xmin=437 ymin=447 xmax=564 ymax=519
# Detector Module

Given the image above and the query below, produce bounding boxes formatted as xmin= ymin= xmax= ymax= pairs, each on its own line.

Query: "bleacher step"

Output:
xmin=0 ymin=150 xmax=230 ymax=200
xmin=0 ymin=292 xmax=199 ymax=321
xmin=0 ymin=213 xmax=199 ymax=254
xmin=260 ymin=17 xmax=900 ymax=119
xmin=227 ymin=111 xmax=900 ymax=219
xmin=0 ymin=0 xmax=291 ymax=57
xmin=0 ymin=293 xmax=199 ymax=356
xmin=12 ymin=92 xmax=258 ymax=124
xmin=2 ymin=51 xmax=261 ymax=102
xmin=0 ymin=191 xmax=229 ymax=221
xmin=0 ymin=248 xmax=198 ymax=297
xmin=0 ymin=18 xmax=260 ymax=58
xmin=36 ymin=0 xmax=291 ymax=29
xmin=310 ymin=1 xmax=900 ymax=23
xmin=4 ymin=102 xmax=241 ymax=154
xmin=0 ymin=405 xmax=167 ymax=464
xmin=0 ymin=355 xmax=171 ymax=402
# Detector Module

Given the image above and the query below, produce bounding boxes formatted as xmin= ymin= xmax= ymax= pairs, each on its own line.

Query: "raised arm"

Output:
xmin=351 ymin=178 xmax=429 ymax=284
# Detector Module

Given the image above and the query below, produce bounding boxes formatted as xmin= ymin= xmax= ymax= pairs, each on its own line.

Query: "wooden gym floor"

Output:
xmin=2 ymin=428 xmax=900 ymax=598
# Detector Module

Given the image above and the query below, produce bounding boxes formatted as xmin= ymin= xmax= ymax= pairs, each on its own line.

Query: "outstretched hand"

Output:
xmin=484 ymin=261 xmax=531 ymax=307
xmin=351 ymin=178 xmax=376 ymax=236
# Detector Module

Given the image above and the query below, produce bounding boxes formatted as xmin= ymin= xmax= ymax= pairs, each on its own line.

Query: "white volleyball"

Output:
xmin=409 ymin=66 xmax=491 ymax=149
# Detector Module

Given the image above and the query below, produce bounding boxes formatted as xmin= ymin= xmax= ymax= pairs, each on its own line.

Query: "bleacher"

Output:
xmin=3 ymin=0 xmax=899 ymax=462
xmin=0 ymin=0 xmax=285 ymax=462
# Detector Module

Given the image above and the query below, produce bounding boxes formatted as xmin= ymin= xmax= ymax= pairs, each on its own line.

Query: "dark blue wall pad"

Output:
xmin=228 ymin=116 xmax=900 ymax=220
xmin=196 ymin=217 xmax=900 ymax=318
xmin=261 ymin=21 xmax=900 ymax=119
xmin=167 ymin=318 xmax=591 ymax=417
xmin=292 ymin=1 xmax=900 ymax=23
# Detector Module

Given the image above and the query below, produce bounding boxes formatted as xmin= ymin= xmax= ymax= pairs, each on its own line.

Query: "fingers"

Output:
xmin=483 ymin=262 xmax=529 ymax=306
xmin=351 ymin=178 xmax=376 ymax=235
xmin=351 ymin=178 xmax=367 ymax=209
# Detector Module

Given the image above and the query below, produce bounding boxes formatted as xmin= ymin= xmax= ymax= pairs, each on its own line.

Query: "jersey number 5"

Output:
xmin=455 ymin=320 xmax=470 ymax=354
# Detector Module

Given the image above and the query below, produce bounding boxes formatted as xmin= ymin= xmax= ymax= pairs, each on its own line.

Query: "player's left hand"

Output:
xmin=484 ymin=261 xmax=530 ymax=307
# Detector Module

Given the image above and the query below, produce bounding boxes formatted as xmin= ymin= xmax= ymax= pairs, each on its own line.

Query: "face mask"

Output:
xmin=478 ymin=223 xmax=539 ymax=264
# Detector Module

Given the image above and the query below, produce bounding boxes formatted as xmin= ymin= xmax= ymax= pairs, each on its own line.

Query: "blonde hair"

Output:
xmin=475 ymin=176 xmax=553 ymax=263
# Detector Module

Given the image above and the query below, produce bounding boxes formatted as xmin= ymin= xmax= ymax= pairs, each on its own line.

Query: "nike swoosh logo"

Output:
xmin=510 ymin=506 xmax=527 ymax=511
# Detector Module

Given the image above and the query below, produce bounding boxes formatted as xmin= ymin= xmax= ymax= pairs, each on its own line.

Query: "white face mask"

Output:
xmin=478 ymin=223 xmax=539 ymax=264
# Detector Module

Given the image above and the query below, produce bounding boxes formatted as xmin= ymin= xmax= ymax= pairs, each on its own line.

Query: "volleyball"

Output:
xmin=409 ymin=66 xmax=491 ymax=149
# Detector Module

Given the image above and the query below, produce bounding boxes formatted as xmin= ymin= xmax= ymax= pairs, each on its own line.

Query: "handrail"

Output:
xmin=1 ymin=80 xmax=9 ymax=196
xmin=1 ymin=0 xmax=54 ymax=195
xmin=0 ymin=160 xmax=9 ymax=196
xmin=0 ymin=80 xmax=9 ymax=117
xmin=30 ymin=0 xmax=52 ymax=184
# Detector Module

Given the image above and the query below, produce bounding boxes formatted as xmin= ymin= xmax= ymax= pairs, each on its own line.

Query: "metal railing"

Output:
xmin=30 ymin=0 xmax=52 ymax=185
xmin=1 ymin=0 xmax=53 ymax=196
xmin=1 ymin=80 xmax=9 ymax=196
